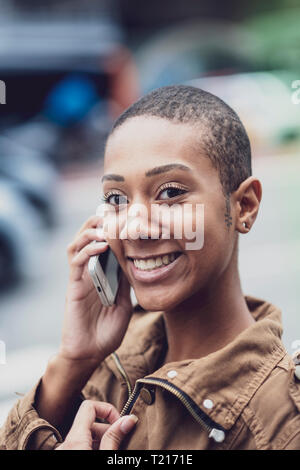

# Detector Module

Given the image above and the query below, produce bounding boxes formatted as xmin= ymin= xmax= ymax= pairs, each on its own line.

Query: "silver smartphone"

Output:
xmin=88 ymin=246 xmax=121 ymax=306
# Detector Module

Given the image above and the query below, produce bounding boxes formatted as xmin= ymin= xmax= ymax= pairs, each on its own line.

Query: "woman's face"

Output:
xmin=102 ymin=116 xmax=236 ymax=311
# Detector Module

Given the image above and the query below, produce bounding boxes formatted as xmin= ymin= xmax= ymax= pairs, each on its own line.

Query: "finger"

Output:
xmin=91 ymin=422 xmax=110 ymax=441
xmin=69 ymin=228 xmax=106 ymax=256
xmin=67 ymin=400 xmax=120 ymax=442
xmin=93 ymin=401 xmax=121 ymax=424
xmin=76 ymin=215 xmax=103 ymax=237
xmin=73 ymin=400 xmax=120 ymax=430
xmin=91 ymin=422 xmax=114 ymax=450
xmin=67 ymin=400 xmax=97 ymax=440
xmin=100 ymin=414 xmax=138 ymax=450
xmin=69 ymin=241 xmax=108 ymax=282
xmin=92 ymin=422 xmax=110 ymax=434
xmin=67 ymin=217 xmax=103 ymax=264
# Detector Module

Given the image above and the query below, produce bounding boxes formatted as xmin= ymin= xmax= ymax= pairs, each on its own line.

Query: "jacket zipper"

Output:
xmin=119 ymin=375 xmax=226 ymax=443
xmin=112 ymin=352 xmax=133 ymax=396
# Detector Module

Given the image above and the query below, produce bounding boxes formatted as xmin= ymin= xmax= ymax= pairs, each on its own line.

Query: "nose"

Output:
xmin=119 ymin=203 xmax=161 ymax=241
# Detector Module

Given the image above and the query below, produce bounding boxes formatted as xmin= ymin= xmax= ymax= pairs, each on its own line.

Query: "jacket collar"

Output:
xmin=105 ymin=295 xmax=286 ymax=430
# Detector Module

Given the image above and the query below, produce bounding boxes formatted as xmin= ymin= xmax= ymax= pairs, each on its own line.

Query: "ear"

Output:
xmin=233 ymin=176 xmax=262 ymax=234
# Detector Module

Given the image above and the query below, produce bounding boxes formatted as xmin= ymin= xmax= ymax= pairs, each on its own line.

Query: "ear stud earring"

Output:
xmin=243 ymin=222 xmax=249 ymax=230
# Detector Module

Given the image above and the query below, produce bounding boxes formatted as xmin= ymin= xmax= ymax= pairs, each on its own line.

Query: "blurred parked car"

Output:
xmin=0 ymin=136 xmax=58 ymax=227
xmin=0 ymin=179 xmax=43 ymax=290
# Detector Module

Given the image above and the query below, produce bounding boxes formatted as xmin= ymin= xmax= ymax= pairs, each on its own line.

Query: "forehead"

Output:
xmin=104 ymin=116 xmax=205 ymax=173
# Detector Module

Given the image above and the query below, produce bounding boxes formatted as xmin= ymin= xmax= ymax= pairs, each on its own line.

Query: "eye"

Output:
xmin=158 ymin=184 xmax=187 ymax=200
xmin=102 ymin=191 xmax=128 ymax=206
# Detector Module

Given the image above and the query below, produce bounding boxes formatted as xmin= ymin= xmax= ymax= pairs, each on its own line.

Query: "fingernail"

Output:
xmin=120 ymin=414 xmax=138 ymax=434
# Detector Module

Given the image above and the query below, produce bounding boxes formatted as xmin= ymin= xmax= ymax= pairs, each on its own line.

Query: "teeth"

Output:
xmin=133 ymin=253 xmax=178 ymax=270
xmin=156 ymin=257 xmax=163 ymax=267
xmin=146 ymin=259 xmax=156 ymax=269
xmin=140 ymin=260 xmax=147 ymax=270
xmin=162 ymin=255 xmax=169 ymax=265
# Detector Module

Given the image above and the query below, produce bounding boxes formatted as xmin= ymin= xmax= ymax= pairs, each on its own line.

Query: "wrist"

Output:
xmin=57 ymin=346 xmax=108 ymax=368
xmin=48 ymin=354 xmax=101 ymax=392
xmin=35 ymin=353 xmax=103 ymax=436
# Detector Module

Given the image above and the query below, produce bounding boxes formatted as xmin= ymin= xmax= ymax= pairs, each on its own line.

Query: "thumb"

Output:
xmin=99 ymin=414 xmax=138 ymax=450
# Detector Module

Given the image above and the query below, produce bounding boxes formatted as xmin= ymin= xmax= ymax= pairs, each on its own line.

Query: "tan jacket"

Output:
xmin=1 ymin=295 xmax=300 ymax=450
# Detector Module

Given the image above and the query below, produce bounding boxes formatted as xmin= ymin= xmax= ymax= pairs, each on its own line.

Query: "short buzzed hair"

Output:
xmin=110 ymin=85 xmax=252 ymax=196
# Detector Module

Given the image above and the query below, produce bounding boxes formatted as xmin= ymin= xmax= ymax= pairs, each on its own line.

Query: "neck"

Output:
xmin=161 ymin=249 xmax=255 ymax=365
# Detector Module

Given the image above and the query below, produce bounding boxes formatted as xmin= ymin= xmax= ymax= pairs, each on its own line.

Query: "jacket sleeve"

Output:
xmin=0 ymin=378 xmax=65 ymax=450
xmin=283 ymin=430 xmax=300 ymax=450
xmin=0 ymin=357 xmax=120 ymax=450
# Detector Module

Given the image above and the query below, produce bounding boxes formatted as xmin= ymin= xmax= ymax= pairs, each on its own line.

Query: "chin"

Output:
xmin=135 ymin=289 xmax=185 ymax=312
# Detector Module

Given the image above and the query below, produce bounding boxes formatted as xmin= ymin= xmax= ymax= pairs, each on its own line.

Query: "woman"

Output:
xmin=1 ymin=85 xmax=300 ymax=450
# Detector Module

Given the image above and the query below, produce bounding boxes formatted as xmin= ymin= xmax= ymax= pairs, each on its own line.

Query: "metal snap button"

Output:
xmin=140 ymin=387 xmax=155 ymax=405
xmin=167 ymin=370 xmax=177 ymax=379
xmin=203 ymin=398 xmax=214 ymax=409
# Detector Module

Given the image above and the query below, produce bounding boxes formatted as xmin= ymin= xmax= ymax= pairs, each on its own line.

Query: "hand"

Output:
xmin=56 ymin=400 xmax=138 ymax=450
xmin=60 ymin=214 xmax=133 ymax=364
xmin=34 ymin=215 xmax=134 ymax=435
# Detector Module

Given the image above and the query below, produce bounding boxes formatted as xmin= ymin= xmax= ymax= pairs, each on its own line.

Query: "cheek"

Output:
xmin=187 ymin=207 xmax=231 ymax=278
xmin=182 ymin=204 xmax=205 ymax=251
xmin=204 ymin=222 xmax=233 ymax=277
xmin=166 ymin=203 xmax=205 ymax=250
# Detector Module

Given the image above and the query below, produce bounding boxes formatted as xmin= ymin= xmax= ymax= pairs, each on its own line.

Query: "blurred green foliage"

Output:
xmin=245 ymin=7 xmax=300 ymax=72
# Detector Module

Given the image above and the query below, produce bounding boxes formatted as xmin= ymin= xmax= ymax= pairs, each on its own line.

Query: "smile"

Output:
xmin=127 ymin=251 xmax=183 ymax=283
xmin=132 ymin=252 xmax=181 ymax=271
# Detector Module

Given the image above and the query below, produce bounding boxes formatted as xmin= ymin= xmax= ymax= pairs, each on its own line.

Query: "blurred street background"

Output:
xmin=1 ymin=0 xmax=300 ymax=424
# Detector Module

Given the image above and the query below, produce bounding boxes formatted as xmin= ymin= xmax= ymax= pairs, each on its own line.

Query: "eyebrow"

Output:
xmin=101 ymin=174 xmax=125 ymax=183
xmin=145 ymin=163 xmax=191 ymax=177
xmin=101 ymin=163 xmax=191 ymax=183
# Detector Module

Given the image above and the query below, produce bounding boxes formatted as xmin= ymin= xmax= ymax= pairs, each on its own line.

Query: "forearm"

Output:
xmin=34 ymin=354 xmax=102 ymax=438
